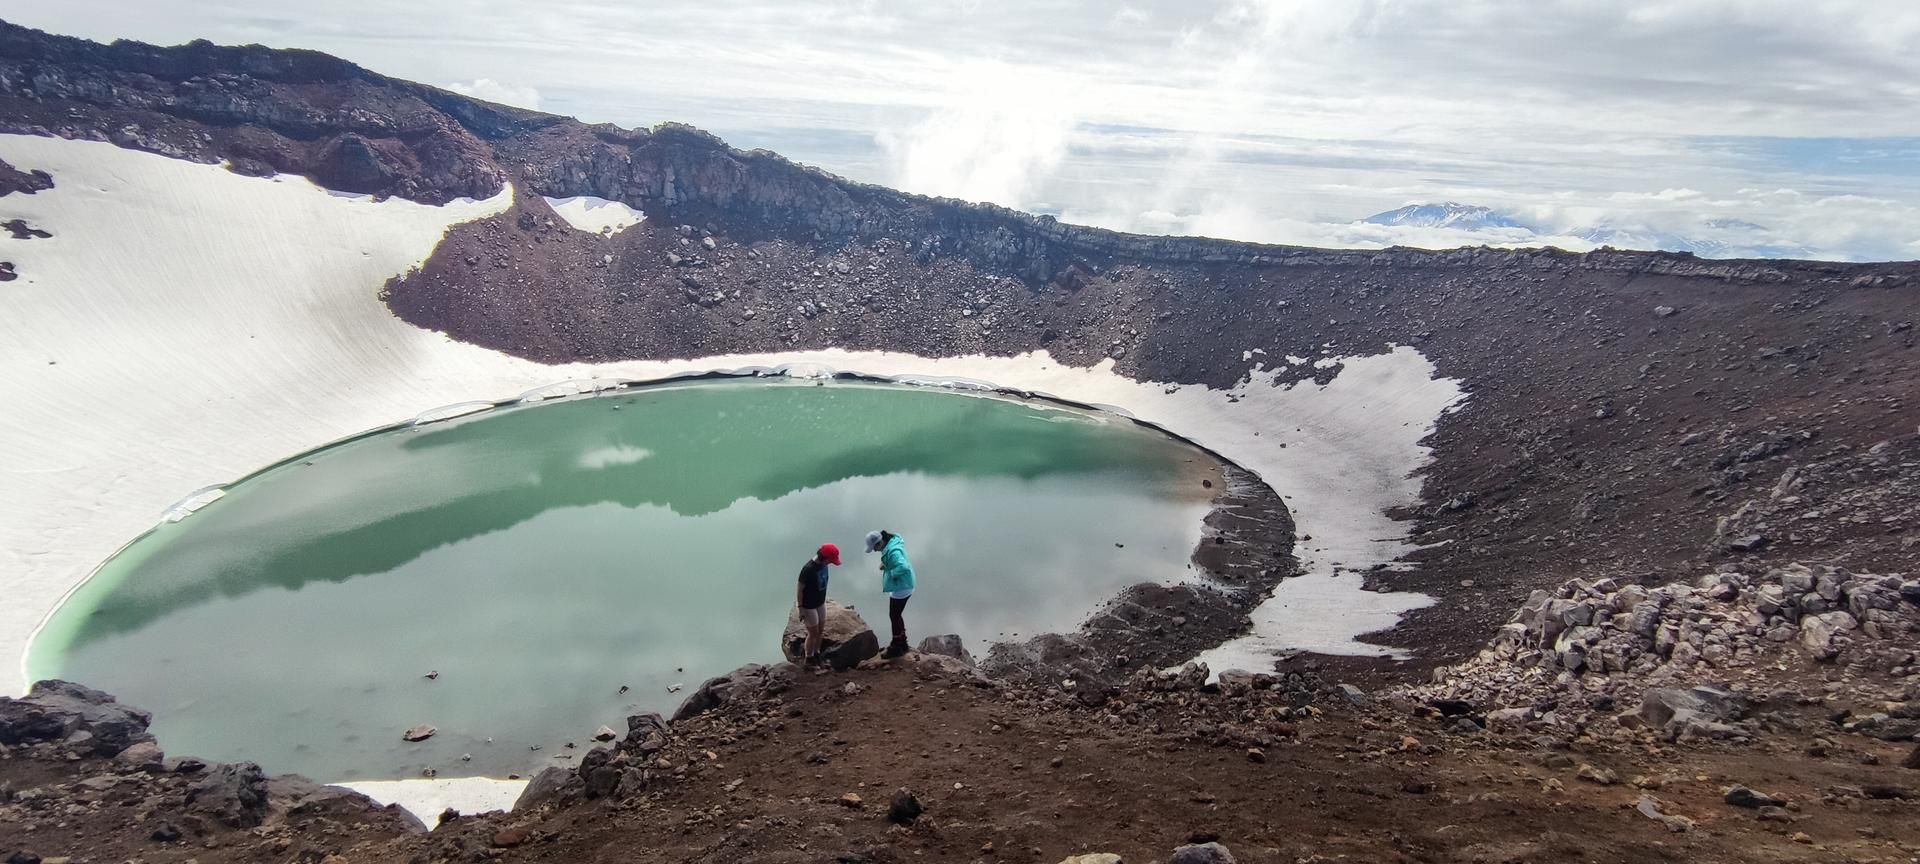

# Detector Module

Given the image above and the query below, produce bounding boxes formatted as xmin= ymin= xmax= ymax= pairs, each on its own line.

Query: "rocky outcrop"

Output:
xmin=1414 ymin=562 xmax=1920 ymax=739
xmin=0 ymin=679 xmax=155 ymax=757
xmin=670 ymin=661 xmax=800 ymax=722
xmin=3 ymin=22 xmax=1900 ymax=287
xmin=512 ymin=765 xmax=584 ymax=812
xmin=184 ymin=762 xmax=268 ymax=828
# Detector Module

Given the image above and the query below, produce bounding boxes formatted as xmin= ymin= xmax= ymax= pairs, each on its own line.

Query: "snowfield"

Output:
xmin=0 ymin=135 xmax=1463 ymax=820
xmin=541 ymin=195 xmax=646 ymax=234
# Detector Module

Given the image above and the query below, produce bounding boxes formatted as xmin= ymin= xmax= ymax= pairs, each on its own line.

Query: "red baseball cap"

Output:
xmin=818 ymin=543 xmax=842 ymax=566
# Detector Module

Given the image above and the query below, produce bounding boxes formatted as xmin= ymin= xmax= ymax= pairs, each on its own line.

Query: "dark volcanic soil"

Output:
xmin=8 ymin=661 xmax=1919 ymax=864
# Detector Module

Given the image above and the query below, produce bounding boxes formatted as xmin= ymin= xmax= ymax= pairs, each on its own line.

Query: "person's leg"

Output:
xmin=803 ymin=607 xmax=824 ymax=660
xmin=886 ymin=596 xmax=909 ymax=656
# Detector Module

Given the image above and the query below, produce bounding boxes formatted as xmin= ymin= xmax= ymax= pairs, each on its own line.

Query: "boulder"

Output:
xmin=916 ymin=634 xmax=972 ymax=664
xmin=671 ymin=662 xmax=800 ymax=722
xmin=1635 ymin=795 xmax=1695 ymax=833
xmin=512 ymin=767 xmax=584 ymax=811
xmin=1725 ymin=785 xmax=1783 ymax=808
xmin=1778 ymin=565 xmax=1816 ymax=595
xmin=267 ymin=774 xmax=425 ymax=832
xmin=1637 ymin=686 xmax=1747 ymax=737
xmin=911 ymin=652 xmax=988 ymax=684
xmin=1800 ymin=611 xmax=1858 ymax=658
xmin=1060 ymin=856 xmax=1124 ymax=864
xmin=113 ymin=740 xmax=165 ymax=773
xmin=1171 ymin=661 xmax=1210 ymax=691
xmin=782 ymin=601 xmax=880 ymax=671
xmin=622 ymin=712 xmax=668 ymax=751
xmin=887 ymin=788 xmax=924 ymax=824
xmin=1168 ymin=842 xmax=1237 ymax=864
xmin=185 ymin=762 xmax=269 ymax=828
xmin=0 ymin=680 xmax=155 ymax=756
xmin=1486 ymin=706 xmax=1535 ymax=730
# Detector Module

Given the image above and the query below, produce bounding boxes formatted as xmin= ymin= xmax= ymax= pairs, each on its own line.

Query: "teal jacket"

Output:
xmin=879 ymin=535 xmax=916 ymax=594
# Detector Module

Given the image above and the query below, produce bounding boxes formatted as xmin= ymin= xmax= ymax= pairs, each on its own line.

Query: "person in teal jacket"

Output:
xmin=864 ymin=529 xmax=916 ymax=658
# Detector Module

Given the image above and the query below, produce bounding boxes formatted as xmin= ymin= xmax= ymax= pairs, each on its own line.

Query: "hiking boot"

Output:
xmin=882 ymin=640 xmax=908 ymax=660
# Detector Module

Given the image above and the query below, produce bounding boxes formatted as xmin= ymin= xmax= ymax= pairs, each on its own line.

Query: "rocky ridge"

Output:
xmin=1411 ymin=561 xmax=1920 ymax=742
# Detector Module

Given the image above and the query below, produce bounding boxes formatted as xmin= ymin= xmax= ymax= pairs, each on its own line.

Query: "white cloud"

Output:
xmin=11 ymin=0 xmax=1920 ymax=260
xmin=444 ymin=78 xmax=541 ymax=110
xmin=874 ymin=62 xmax=1077 ymax=207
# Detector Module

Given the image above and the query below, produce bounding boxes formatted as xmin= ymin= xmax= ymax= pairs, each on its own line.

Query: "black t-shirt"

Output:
xmin=797 ymin=559 xmax=829 ymax=609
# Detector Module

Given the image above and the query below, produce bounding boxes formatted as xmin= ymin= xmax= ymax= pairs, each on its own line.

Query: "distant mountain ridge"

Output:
xmin=1358 ymin=202 xmax=1808 ymax=259
xmin=1362 ymin=202 xmax=1526 ymax=230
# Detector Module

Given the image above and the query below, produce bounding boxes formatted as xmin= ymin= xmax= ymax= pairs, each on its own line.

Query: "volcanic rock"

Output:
xmin=783 ymin=600 xmax=881 ymax=671
xmin=1724 ymin=785 xmax=1783 ymax=808
xmin=887 ymin=788 xmax=924 ymax=824
xmin=184 ymin=762 xmax=269 ymax=828
xmin=513 ymin=766 xmax=584 ymax=811
xmin=917 ymin=634 xmax=972 ymax=664
xmin=671 ymin=662 xmax=800 ymax=721
xmin=1638 ymin=686 xmax=1747 ymax=734
xmin=0 ymin=680 xmax=155 ymax=757
xmin=1167 ymin=842 xmax=1237 ymax=864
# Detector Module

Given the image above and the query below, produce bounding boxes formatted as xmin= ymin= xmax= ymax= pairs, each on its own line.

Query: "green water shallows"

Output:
xmin=30 ymin=379 xmax=1216 ymax=782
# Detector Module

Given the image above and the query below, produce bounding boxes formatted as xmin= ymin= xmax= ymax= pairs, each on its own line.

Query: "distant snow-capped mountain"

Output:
xmin=1575 ymin=225 xmax=1730 ymax=257
xmin=1361 ymin=202 xmax=1527 ymax=230
xmin=1357 ymin=203 xmax=1806 ymax=259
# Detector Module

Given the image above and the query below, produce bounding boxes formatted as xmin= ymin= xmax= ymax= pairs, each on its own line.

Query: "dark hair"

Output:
xmin=879 ymin=530 xmax=895 ymax=544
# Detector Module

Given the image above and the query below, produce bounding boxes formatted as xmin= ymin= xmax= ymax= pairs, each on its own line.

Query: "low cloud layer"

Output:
xmin=15 ymin=0 xmax=1920 ymax=260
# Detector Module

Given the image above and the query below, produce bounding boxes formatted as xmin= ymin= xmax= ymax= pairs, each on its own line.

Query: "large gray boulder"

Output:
xmin=671 ymin=662 xmax=800 ymax=722
xmin=917 ymin=634 xmax=972 ymax=664
xmin=1637 ymin=686 xmax=1747 ymax=737
xmin=185 ymin=762 xmax=269 ymax=828
xmin=512 ymin=766 xmax=584 ymax=811
xmin=782 ymin=601 xmax=880 ymax=671
xmin=267 ymin=775 xmax=426 ymax=832
xmin=0 ymin=680 xmax=155 ymax=757
xmin=1800 ymin=611 xmax=1858 ymax=658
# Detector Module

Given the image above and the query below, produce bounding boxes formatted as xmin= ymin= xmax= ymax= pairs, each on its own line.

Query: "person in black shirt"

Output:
xmin=796 ymin=543 xmax=841 ymax=666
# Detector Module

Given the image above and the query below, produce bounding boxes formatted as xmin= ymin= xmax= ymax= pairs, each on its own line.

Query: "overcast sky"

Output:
xmin=11 ymin=0 xmax=1920 ymax=260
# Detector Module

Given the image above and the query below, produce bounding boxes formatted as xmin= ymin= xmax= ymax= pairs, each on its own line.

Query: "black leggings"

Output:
xmin=888 ymin=596 xmax=909 ymax=645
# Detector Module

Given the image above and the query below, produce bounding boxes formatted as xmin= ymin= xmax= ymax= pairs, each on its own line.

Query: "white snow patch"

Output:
xmin=542 ymin=195 xmax=644 ymax=235
xmin=341 ymin=776 xmax=525 ymax=826
xmin=577 ymin=445 xmax=653 ymax=469
xmin=0 ymin=135 xmax=1465 ymax=813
